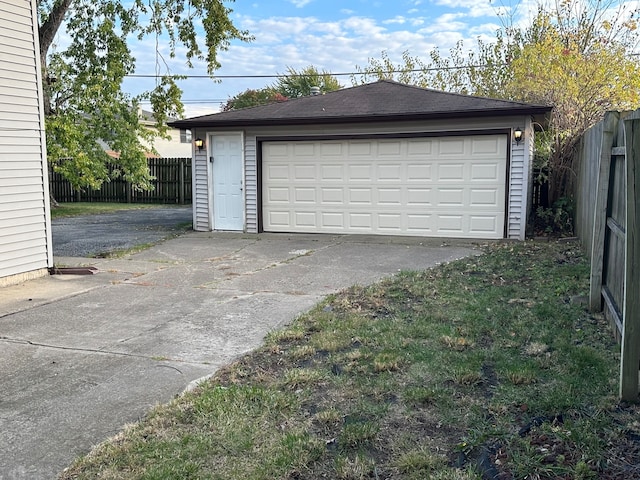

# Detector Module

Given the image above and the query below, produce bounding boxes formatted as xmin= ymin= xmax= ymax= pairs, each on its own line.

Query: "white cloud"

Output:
xmin=289 ymin=0 xmax=313 ymax=7
xmin=418 ymin=13 xmax=468 ymax=34
xmin=384 ymin=16 xmax=408 ymax=24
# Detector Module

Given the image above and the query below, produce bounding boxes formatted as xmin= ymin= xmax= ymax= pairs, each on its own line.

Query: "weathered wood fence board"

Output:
xmin=49 ymin=157 xmax=192 ymax=204
xmin=621 ymin=115 xmax=640 ymax=401
xmin=575 ymin=109 xmax=640 ymax=401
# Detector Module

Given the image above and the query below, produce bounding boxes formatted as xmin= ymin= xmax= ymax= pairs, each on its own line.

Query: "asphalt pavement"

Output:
xmin=52 ymin=206 xmax=192 ymax=257
xmin=0 ymin=210 xmax=482 ymax=479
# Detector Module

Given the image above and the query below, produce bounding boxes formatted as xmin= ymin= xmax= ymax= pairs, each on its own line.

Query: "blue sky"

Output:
xmin=127 ymin=0 xmax=537 ymax=116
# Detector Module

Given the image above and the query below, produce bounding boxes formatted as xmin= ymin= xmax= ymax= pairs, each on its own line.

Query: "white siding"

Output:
xmin=0 ymin=0 xmax=53 ymax=284
xmin=193 ymin=115 xmax=532 ymax=239
xmin=191 ymin=139 xmax=210 ymax=231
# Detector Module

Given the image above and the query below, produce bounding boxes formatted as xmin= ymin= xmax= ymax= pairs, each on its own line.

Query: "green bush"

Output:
xmin=533 ymin=197 xmax=574 ymax=236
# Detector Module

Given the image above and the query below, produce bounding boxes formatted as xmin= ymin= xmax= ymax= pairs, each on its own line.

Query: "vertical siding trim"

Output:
xmin=192 ymin=128 xmax=210 ymax=231
xmin=32 ymin=0 xmax=53 ymax=267
xmin=507 ymin=118 xmax=531 ymax=240
xmin=245 ymin=134 xmax=257 ymax=233
xmin=0 ymin=0 xmax=53 ymax=283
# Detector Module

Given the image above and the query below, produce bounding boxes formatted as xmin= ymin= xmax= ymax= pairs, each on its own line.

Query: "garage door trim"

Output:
xmin=257 ymin=129 xmax=511 ymax=237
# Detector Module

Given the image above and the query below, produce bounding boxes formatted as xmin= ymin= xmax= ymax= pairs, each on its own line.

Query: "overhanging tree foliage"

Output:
xmin=38 ymin=0 xmax=251 ymax=191
xmin=221 ymin=88 xmax=287 ymax=111
xmin=222 ymin=65 xmax=341 ymax=111
xmin=353 ymin=0 xmax=640 ymax=205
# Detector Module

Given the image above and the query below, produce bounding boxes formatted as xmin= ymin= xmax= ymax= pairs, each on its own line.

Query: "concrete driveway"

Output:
xmin=0 ymin=231 xmax=479 ymax=479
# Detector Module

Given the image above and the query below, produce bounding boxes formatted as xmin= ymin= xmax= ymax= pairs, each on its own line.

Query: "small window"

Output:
xmin=180 ymin=129 xmax=192 ymax=143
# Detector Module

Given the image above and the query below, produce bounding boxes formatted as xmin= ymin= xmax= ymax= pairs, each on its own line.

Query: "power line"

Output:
xmin=125 ymin=64 xmax=495 ymax=80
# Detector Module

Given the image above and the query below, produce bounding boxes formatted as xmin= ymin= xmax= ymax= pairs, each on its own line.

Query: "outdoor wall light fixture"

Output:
xmin=194 ymin=138 xmax=205 ymax=151
xmin=514 ymin=127 xmax=523 ymax=144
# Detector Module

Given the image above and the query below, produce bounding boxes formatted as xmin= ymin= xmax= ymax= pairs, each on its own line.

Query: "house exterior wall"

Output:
xmin=192 ymin=115 xmax=533 ymax=239
xmin=141 ymin=126 xmax=192 ymax=158
xmin=0 ymin=0 xmax=53 ymax=286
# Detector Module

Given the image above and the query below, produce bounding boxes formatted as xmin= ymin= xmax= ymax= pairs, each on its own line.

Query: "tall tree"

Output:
xmin=221 ymin=66 xmax=341 ymax=111
xmin=510 ymin=9 xmax=640 ymax=201
xmin=39 ymin=0 xmax=251 ymax=191
xmin=221 ymin=88 xmax=287 ymax=111
xmin=273 ymin=65 xmax=342 ymax=98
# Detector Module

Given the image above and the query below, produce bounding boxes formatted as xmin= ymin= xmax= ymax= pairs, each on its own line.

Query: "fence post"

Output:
xmin=179 ymin=158 xmax=185 ymax=205
xmin=620 ymin=117 xmax=640 ymax=401
xmin=589 ymin=112 xmax=618 ymax=312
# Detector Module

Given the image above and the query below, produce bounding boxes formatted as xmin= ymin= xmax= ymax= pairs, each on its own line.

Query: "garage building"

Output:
xmin=170 ymin=80 xmax=551 ymax=240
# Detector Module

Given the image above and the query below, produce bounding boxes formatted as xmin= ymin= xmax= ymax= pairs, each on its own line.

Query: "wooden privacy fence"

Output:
xmin=574 ymin=110 xmax=640 ymax=401
xmin=49 ymin=157 xmax=192 ymax=204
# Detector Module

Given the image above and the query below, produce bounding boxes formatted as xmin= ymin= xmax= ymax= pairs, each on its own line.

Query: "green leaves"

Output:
xmin=273 ymin=65 xmax=342 ymax=99
xmin=222 ymin=65 xmax=342 ymax=111
xmin=39 ymin=0 xmax=251 ymax=192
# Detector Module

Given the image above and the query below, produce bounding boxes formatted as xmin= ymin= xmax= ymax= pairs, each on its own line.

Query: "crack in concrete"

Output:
xmin=0 ymin=336 xmax=209 ymax=367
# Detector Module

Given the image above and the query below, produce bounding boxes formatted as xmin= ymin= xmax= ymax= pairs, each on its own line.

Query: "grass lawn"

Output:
xmin=50 ymin=202 xmax=173 ymax=219
xmin=59 ymin=241 xmax=640 ymax=479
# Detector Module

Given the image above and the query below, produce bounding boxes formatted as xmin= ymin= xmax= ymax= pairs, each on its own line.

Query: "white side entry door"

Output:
xmin=211 ymin=133 xmax=244 ymax=231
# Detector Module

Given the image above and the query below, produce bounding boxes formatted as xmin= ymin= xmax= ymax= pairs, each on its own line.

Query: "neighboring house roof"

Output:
xmin=169 ymin=80 xmax=552 ymax=128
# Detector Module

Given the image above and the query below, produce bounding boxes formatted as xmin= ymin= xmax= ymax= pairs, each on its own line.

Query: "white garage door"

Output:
xmin=262 ymin=135 xmax=507 ymax=238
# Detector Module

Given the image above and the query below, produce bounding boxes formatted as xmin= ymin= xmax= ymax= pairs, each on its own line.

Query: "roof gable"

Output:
xmin=170 ymin=80 xmax=551 ymax=128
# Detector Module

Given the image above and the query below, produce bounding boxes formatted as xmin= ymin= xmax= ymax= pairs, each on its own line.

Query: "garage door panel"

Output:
xmin=378 ymin=213 xmax=402 ymax=231
xmin=439 ymin=163 xmax=465 ymax=181
xmin=470 ymin=189 xmax=499 ymax=207
xmin=349 ymin=188 xmax=372 ymax=204
xmin=470 ymin=215 xmax=499 ymax=234
xmin=407 ymin=214 xmax=433 ymax=232
xmin=349 ymin=213 xmax=373 ymax=229
xmin=320 ymin=143 xmax=343 ymax=155
xmin=322 ymin=212 xmax=345 ymax=228
xmin=438 ymin=189 xmax=464 ymax=206
xmin=264 ymin=143 xmax=288 ymax=156
xmin=294 ymin=143 xmax=315 ymax=156
xmin=407 ymin=163 xmax=432 ymax=181
xmin=263 ymin=135 xmax=507 ymax=238
xmin=438 ymin=138 xmax=466 ymax=155
xmin=266 ymin=164 xmax=289 ymax=180
xmin=267 ymin=187 xmax=289 ymax=203
xmin=294 ymin=187 xmax=316 ymax=203
xmin=378 ymin=141 xmax=402 ymax=156
xmin=438 ymin=215 xmax=464 ymax=233
xmin=321 ymin=188 xmax=344 ymax=203
xmin=294 ymin=165 xmax=316 ymax=180
xmin=471 ymin=137 xmax=502 ymax=155
xmin=321 ymin=164 xmax=343 ymax=180
xmin=294 ymin=211 xmax=317 ymax=227
xmin=378 ymin=164 xmax=402 ymax=180
xmin=269 ymin=211 xmax=291 ymax=227
xmin=407 ymin=188 xmax=433 ymax=206
xmin=348 ymin=142 xmax=372 ymax=155
xmin=471 ymin=163 xmax=500 ymax=181
xmin=378 ymin=188 xmax=402 ymax=205
xmin=348 ymin=164 xmax=372 ymax=180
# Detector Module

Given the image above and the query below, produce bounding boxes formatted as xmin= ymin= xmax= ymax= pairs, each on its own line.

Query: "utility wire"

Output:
xmin=125 ymin=64 xmax=496 ymax=79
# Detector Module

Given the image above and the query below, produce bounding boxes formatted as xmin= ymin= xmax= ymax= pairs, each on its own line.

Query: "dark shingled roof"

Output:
xmin=169 ymin=80 xmax=551 ymax=128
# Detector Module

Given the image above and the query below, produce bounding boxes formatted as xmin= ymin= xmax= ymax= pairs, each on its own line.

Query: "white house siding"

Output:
xmin=192 ymin=148 xmax=210 ymax=231
xmin=141 ymin=126 xmax=192 ymax=158
xmin=506 ymin=117 xmax=534 ymax=240
xmin=0 ymin=0 xmax=53 ymax=286
xmin=193 ymin=115 xmax=533 ymax=239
